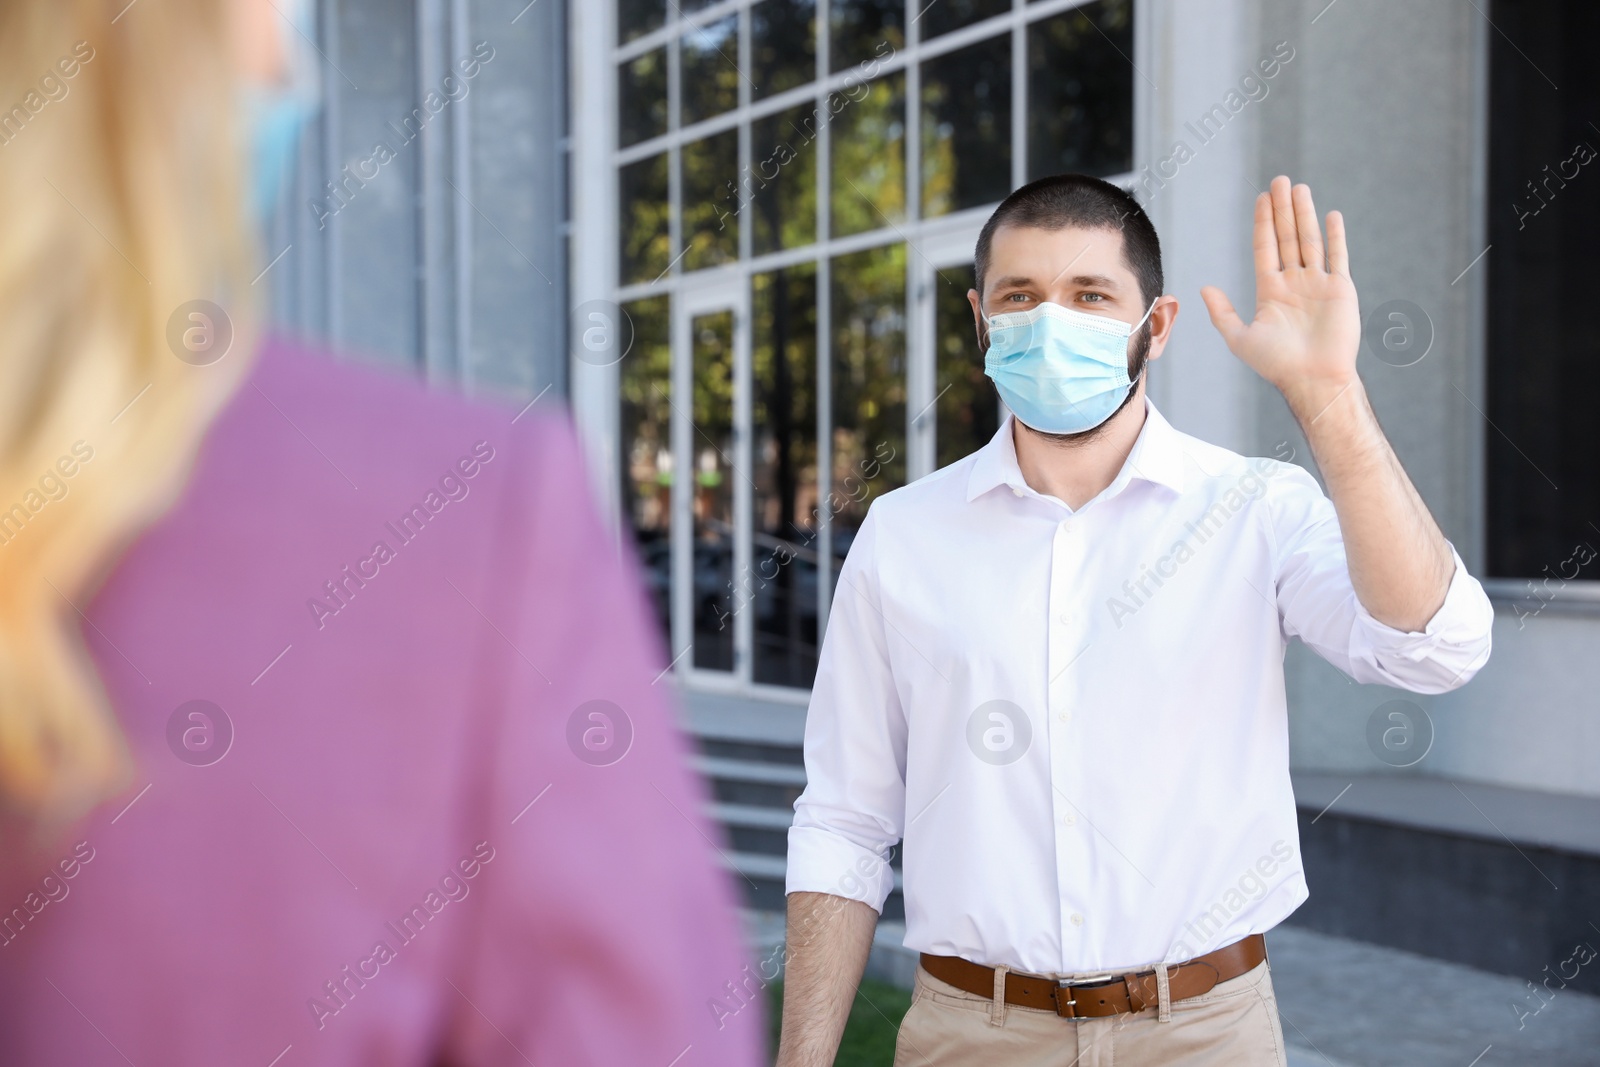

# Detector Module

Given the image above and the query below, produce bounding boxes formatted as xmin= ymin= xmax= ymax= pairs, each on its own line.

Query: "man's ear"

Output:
xmin=967 ymin=288 xmax=988 ymax=351
xmin=1145 ymin=295 xmax=1180 ymax=363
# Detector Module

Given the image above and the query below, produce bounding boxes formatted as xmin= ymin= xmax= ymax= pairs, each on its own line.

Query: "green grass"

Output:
xmin=765 ymin=977 xmax=915 ymax=1066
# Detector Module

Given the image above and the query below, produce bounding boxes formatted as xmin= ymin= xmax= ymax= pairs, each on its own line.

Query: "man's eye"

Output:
xmin=1081 ymin=292 xmax=1105 ymax=303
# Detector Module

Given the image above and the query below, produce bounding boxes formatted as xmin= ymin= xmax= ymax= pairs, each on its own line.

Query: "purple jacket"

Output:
xmin=0 ymin=340 xmax=766 ymax=1066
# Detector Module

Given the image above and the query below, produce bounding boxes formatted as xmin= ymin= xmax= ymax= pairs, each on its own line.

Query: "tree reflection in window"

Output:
xmin=752 ymin=103 xmax=821 ymax=254
xmin=619 ymin=151 xmax=670 ymax=285
xmin=683 ymin=129 xmax=740 ymax=271
xmin=682 ymin=14 xmax=741 ymax=127
xmin=1027 ymin=0 xmax=1133 ymax=180
xmin=620 ymin=295 xmax=673 ymax=644
xmin=933 ymin=263 xmax=1000 ymax=469
xmin=921 ymin=35 xmax=1011 ymax=218
xmin=692 ymin=310 xmax=737 ymax=672
xmin=830 ymin=72 xmax=905 ymax=238
xmin=830 ymin=244 xmax=906 ymax=584
xmin=753 ymin=265 xmax=820 ymax=687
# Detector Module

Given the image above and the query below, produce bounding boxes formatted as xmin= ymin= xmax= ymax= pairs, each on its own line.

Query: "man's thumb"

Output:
xmin=1199 ymin=286 xmax=1245 ymax=345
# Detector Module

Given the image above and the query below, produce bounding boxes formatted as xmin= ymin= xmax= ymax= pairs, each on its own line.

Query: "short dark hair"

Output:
xmin=974 ymin=174 xmax=1163 ymax=308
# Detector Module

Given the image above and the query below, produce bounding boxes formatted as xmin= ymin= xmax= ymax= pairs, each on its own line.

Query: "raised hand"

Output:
xmin=1200 ymin=176 xmax=1362 ymax=422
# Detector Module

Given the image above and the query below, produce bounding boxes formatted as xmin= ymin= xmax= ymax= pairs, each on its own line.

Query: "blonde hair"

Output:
xmin=0 ymin=0 xmax=258 ymax=824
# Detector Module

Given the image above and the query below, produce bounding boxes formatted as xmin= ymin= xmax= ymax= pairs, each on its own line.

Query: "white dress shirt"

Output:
xmin=786 ymin=400 xmax=1494 ymax=976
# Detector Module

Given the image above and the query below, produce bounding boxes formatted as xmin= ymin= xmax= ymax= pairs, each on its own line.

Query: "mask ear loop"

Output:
xmin=1126 ymin=296 xmax=1160 ymax=387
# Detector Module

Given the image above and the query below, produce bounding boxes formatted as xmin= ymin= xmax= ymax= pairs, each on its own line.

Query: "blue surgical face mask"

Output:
xmin=982 ymin=299 xmax=1158 ymax=436
xmin=241 ymin=0 xmax=320 ymax=224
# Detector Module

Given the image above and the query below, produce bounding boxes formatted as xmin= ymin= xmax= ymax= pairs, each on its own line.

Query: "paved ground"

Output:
xmin=745 ymin=912 xmax=1600 ymax=1065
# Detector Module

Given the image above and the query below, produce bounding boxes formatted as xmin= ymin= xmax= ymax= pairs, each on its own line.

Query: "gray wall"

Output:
xmin=264 ymin=0 xmax=568 ymax=402
xmin=1144 ymin=0 xmax=1600 ymax=799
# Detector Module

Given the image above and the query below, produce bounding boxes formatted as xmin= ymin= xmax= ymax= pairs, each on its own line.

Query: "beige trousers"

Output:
xmin=891 ymin=960 xmax=1289 ymax=1067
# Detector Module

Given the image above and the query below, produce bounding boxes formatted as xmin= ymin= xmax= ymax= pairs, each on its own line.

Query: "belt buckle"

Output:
xmin=1052 ymin=980 xmax=1078 ymax=1018
xmin=1053 ymin=973 xmax=1114 ymax=1018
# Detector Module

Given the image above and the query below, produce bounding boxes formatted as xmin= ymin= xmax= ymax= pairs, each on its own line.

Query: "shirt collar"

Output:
xmin=965 ymin=399 xmax=1188 ymax=504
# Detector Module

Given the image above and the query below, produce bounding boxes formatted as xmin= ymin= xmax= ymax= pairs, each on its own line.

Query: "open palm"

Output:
xmin=1201 ymin=177 xmax=1361 ymax=401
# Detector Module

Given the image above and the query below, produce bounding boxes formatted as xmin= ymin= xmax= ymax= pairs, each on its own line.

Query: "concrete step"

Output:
xmin=711 ymin=802 xmax=796 ymax=830
xmin=713 ymin=803 xmax=794 ymax=858
xmin=694 ymin=754 xmax=808 ymax=809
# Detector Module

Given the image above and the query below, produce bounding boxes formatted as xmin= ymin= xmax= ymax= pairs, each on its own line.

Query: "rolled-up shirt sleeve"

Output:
xmin=1268 ymin=462 xmax=1494 ymax=694
xmin=786 ymin=506 xmax=907 ymax=913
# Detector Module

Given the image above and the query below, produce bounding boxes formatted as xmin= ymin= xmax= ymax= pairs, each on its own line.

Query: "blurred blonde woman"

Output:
xmin=0 ymin=3 xmax=765 ymax=1065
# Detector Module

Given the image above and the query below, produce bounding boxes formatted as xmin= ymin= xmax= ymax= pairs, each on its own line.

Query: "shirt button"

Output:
xmin=1063 ymin=811 xmax=1077 ymax=826
xmin=1057 ymin=711 xmax=1069 ymax=724
xmin=1058 ymin=612 xmax=1071 ymax=625
xmin=1070 ymin=913 xmax=1084 ymax=927
xmin=1012 ymin=487 xmax=1025 ymax=498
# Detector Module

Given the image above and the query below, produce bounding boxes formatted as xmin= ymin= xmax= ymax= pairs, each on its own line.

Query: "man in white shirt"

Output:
xmin=773 ymin=174 xmax=1494 ymax=1067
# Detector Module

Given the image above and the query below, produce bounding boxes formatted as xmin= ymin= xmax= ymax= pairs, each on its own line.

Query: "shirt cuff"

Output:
xmin=785 ymin=825 xmax=897 ymax=914
xmin=1351 ymin=545 xmax=1494 ymax=653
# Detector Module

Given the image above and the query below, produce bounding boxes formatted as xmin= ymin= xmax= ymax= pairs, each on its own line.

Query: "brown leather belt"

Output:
xmin=920 ymin=934 xmax=1267 ymax=1019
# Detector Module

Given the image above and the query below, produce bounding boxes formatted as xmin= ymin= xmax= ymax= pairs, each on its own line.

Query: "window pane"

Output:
xmin=682 ymin=14 xmax=741 ymax=127
xmin=619 ymin=151 xmax=670 ymax=285
xmin=830 ymin=0 xmax=904 ymax=73
xmin=682 ymin=129 xmax=740 ymax=271
xmin=619 ymin=48 xmax=668 ymax=148
xmin=753 ymin=0 xmax=817 ymax=100
xmin=921 ymin=35 xmax=1011 ymax=218
xmin=752 ymin=104 xmax=821 ymax=254
xmin=619 ymin=295 xmax=673 ymax=645
xmin=830 ymin=244 xmax=907 ymax=589
xmin=1486 ymin=1 xmax=1600 ymax=577
xmin=830 ymin=72 xmax=905 ymax=238
xmin=693 ymin=310 xmax=737 ymax=672
xmin=921 ymin=0 xmax=1009 ymax=40
xmin=753 ymin=265 xmax=820 ymax=687
xmin=1027 ymin=0 xmax=1134 ymax=181
xmin=933 ymin=263 xmax=999 ymax=469
xmin=619 ymin=0 xmax=665 ymax=44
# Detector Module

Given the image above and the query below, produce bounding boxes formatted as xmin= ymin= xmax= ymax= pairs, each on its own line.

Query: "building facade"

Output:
xmin=276 ymin=0 xmax=1600 ymax=991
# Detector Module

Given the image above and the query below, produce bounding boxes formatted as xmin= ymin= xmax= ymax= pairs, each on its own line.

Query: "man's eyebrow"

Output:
xmin=988 ymin=274 xmax=1037 ymax=291
xmin=988 ymin=272 xmax=1124 ymax=291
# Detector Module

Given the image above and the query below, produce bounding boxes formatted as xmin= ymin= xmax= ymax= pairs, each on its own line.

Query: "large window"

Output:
xmin=609 ymin=0 xmax=1135 ymax=693
xmin=1486 ymin=0 xmax=1600 ymax=580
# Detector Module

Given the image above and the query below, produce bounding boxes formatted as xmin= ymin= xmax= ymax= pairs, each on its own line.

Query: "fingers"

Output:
xmin=1292 ymin=183 xmax=1324 ymax=272
xmin=1199 ymin=285 xmax=1245 ymax=346
xmin=1252 ymin=193 xmax=1279 ymax=277
xmin=1326 ymin=210 xmax=1350 ymax=277
xmin=1270 ymin=176 xmax=1300 ymax=269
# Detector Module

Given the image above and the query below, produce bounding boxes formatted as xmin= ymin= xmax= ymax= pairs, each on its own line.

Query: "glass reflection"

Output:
xmin=752 ymin=104 xmax=821 ymax=254
xmin=693 ymin=310 xmax=736 ymax=672
xmin=682 ymin=14 xmax=741 ymax=127
xmin=1027 ymin=0 xmax=1133 ymax=180
xmin=933 ymin=264 xmax=999 ymax=469
xmin=753 ymin=266 xmax=820 ymax=687
xmin=921 ymin=0 xmax=1009 ymax=40
xmin=830 ymin=244 xmax=906 ymax=589
xmin=619 ymin=48 xmax=667 ymax=148
xmin=682 ymin=130 xmax=740 ymax=271
xmin=921 ymin=35 xmax=1011 ymax=218
xmin=830 ymin=0 xmax=904 ymax=73
xmin=619 ymin=0 xmax=664 ymax=44
xmin=619 ymin=151 xmax=670 ymax=285
xmin=753 ymin=0 xmax=817 ymax=100
xmin=619 ymin=295 xmax=673 ymax=644
xmin=830 ymin=72 xmax=905 ymax=238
